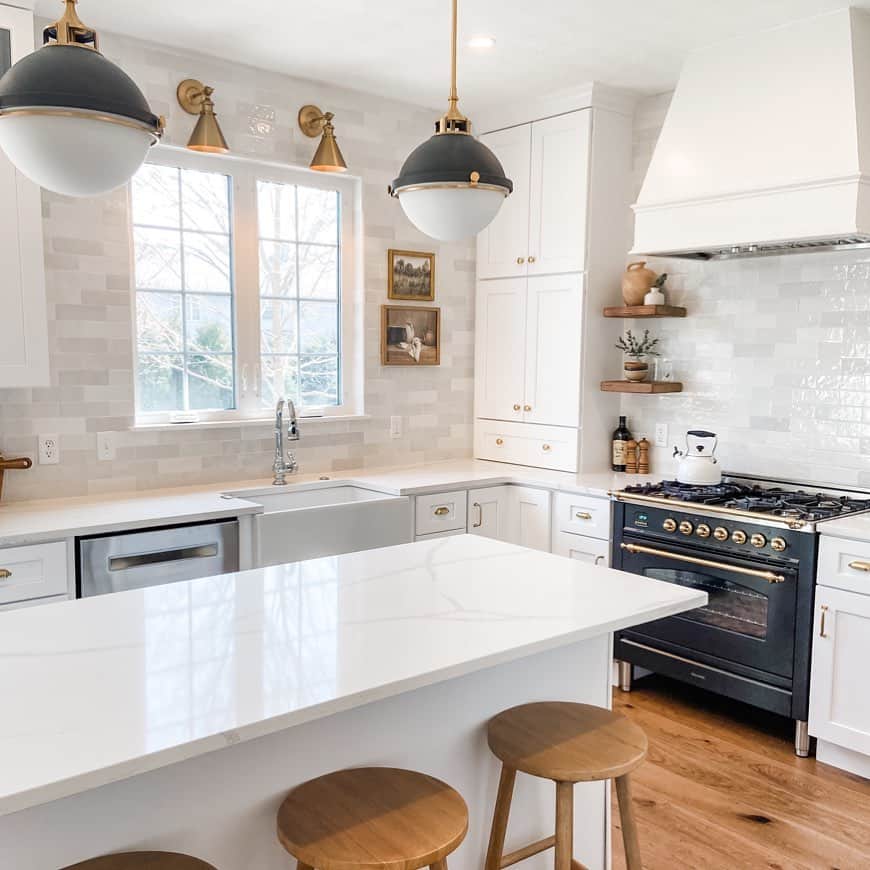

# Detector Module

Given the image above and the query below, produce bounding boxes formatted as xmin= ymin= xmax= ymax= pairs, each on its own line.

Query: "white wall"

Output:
xmin=623 ymin=92 xmax=870 ymax=488
xmin=0 ymin=26 xmax=477 ymax=501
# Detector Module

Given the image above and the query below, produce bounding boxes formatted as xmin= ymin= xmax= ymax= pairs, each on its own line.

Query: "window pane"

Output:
xmin=261 ymin=355 xmax=298 ymax=407
xmin=297 ymin=187 xmax=338 ymax=245
xmin=260 ymin=299 xmax=297 ymax=353
xmin=184 ymin=231 xmax=231 ymax=293
xmin=137 ymin=292 xmax=182 ymax=353
xmin=186 ymin=294 xmax=233 ymax=353
xmin=299 ymin=355 xmax=338 ymax=406
xmin=298 ymin=244 xmax=337 ymax=298
xmin=134 ymin=228 xmax=181 ymax=290
xmin=132 ymin=164 xmax=180 ymax=227
xmin=182 ymin=170 xmax=230 ymax=233
xmin=188 ymin=354 xmax=234 ymax=410
xmin=258 ymin=180 xmax=296 ymax=240
xmin=259 ymin=240 xmax=297 ymax=297
xmin=300 ymin=301 xmax=338 ymax=353
xmin=137 ymin=354 xmax=184 ymax=412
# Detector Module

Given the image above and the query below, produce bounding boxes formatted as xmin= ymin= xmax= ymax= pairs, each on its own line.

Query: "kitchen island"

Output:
xmin=0 ymin=535 xmax=705 ymax=870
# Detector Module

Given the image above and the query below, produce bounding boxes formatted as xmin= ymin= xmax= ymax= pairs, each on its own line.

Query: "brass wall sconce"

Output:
xmin=177 ymin=78 xmax=229 ymax=153
xmin=298 ymin=105 xmax=347 ymax=172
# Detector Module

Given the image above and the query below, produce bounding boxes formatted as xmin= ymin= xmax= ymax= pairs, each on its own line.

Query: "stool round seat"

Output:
xmin=487 ymin=701 xmax=647 ymax=782
xmin=277 ymin=767 xmax=468 ymax=870
xmin=62 ymin=853 xmax=217 ymax=870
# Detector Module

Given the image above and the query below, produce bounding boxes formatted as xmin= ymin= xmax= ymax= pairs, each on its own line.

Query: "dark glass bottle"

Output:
xmin=612 ymin=415 xmax=632 ymax=472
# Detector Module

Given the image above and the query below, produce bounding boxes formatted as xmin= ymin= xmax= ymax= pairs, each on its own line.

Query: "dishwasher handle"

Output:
xmin=108 ymin=544 xmax=219 ymax=572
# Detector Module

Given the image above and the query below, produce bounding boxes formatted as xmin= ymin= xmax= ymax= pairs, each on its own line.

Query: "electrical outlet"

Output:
xmin=96 ymin=431 xmax=116 ymax=461
xmin=390 ymin=416 xmax=402 ymax=439
xmin=37 ymin=434 xmax=59 ymax=465
xmin=654 ymin=423 xmax=668 ymax=448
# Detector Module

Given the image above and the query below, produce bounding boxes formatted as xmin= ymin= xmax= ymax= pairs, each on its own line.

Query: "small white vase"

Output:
xmin=644 ymin=288 xmax=665 ymax=306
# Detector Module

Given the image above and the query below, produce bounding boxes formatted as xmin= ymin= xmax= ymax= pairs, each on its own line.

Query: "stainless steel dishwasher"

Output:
xmin=77 ymin=520 xmax=239 ymax=597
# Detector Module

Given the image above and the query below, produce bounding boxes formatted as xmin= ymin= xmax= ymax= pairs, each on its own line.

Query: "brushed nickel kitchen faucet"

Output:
xmin=272 ymin=398 xmax=300 ymax=485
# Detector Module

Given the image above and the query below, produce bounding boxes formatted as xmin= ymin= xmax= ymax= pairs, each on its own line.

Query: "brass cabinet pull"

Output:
xmin=516 ymin=257 xmax=525 ymax=265
xmin=524 ymin=404 xmax=532 ymax=412
xmin=495 ymin=438 xmax=504 ymax=446
xmin=620 ymin=542 xmax=787 ymax=584
xmin=513 ymin=404 xmax=521 ymax=411
xmin=528 ymin=255 xmax=536 ymax=263
xmin=472 ymin=502 xmax=482 ymax=529
xmin=848 ymin=560 xmax=870 ymax=572
xmin=542 ymin=444 xmax=552 ymax=452
xmin=819 ymin=604 xmax=829 ymax=638
xmin=575 ymin=511 xmax=592 ymax=520
xmin=0 ymin=568 xmax=11 ymax=580
xmin=433 ymin=506 xmax=450 ymax=517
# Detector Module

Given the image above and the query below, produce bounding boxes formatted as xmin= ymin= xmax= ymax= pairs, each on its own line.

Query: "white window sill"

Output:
xmin=131 ymin=414 xmax=371 ymax=433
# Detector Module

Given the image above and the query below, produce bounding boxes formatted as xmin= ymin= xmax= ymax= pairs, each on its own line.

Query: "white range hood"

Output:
xmin=632 ymin=7 xmax=870 ymax=260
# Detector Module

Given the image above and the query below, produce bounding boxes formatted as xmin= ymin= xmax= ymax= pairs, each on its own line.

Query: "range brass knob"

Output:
xmin=662 ymin=518 xmax=677 ymax=532
xmin=731 ymin=529 xmax=748 ymax=545
xmin=679 ymin=520 xmax=694 ymax=535
xmin=771 ymin=537 xmax=787 ymax=552
xmin=750 ymin=533 xmax=767 ymax=549
xmin=696 ymin=523 xmax=711 ymax=538
xmin=713 ymin=527 xmax=729 ymax=541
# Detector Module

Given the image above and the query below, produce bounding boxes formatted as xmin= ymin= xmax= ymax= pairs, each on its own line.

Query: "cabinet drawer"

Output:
xmin=552 ymin=530 xmax=609 ymax=566
xmin=818 ymin=536 xmax=870 ymax=595
xmin=0 ymin=541 xmax=67 ymax=606
xmin=474 ymin=419 xmax=578 ymax=472
xmin=415 ymin=491 xmax=468 ymax=536
xmin=554 ymin=492 xmax=610 ymax=540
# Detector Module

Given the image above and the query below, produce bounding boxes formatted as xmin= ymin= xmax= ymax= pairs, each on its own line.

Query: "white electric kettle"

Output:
xmin=673 ymin=430 xmax=722 ymax=485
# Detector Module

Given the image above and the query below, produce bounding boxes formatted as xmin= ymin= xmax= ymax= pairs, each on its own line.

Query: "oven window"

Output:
xmin=644 ymin=568 xmax=769 ymax=639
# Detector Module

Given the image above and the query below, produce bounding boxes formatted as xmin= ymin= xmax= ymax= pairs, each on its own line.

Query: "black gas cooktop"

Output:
xmin=621 ymin=479 xmax=870 ymax=522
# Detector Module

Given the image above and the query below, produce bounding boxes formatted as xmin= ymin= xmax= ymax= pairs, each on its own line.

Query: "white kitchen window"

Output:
xmin=130 ymin=148 xmax=360 ymax=424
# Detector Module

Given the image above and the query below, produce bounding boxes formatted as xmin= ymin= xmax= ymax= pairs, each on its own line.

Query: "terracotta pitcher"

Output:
xmin=621 ymin=261 xmax=657 ymax=306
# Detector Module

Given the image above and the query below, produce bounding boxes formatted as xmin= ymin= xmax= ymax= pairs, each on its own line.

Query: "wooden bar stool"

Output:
xmin=484 ymin=702 xmax=647 ymax=870
xmin=277 ymin=766 xmax=468 ymax=870
xmin=62 ymin=853 xmax=217 ymax=870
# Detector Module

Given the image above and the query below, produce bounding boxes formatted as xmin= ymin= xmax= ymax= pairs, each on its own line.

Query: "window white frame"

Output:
xmin=130 ymin=145 xmax=363 ymax=425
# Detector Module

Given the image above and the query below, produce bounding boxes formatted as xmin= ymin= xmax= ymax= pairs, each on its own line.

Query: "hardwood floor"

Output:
xmin=610 ymin=676 xmax=870 ymax=870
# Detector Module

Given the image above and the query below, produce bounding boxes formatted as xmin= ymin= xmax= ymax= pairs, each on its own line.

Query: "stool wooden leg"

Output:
xmin=615 ymin=774 xmax=642 ymax=870
xmin=554 ymin=780 xmax=574 ymax=870
xmin=429 ymin=861 xmax=448 ymax=870
xmin=485 ymin=764 xmax=516 ymax=870
xmin=296 ymin=863 xmax=314 ymax=870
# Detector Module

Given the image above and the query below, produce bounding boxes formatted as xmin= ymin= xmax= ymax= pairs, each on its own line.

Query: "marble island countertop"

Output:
xmin=0 ymin=459 xmax=656 ymax=545
xmin=0 ymin=534 xmax=705 ymax=816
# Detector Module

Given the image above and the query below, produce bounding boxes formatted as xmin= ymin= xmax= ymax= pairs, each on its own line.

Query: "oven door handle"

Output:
xmin=619 ymin=542 xmax=788 ymax=584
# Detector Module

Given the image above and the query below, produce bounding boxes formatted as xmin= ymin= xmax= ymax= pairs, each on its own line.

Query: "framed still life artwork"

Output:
xmin=381 ymin=305 xmax=440 ymax=366
xmin=387 ymin=249 xmax=435 ymax=301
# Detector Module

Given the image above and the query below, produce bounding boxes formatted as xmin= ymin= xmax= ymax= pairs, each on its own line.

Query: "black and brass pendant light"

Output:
xmin=0 ymin=0 xmax=163 ymax=197
xmin=177 ymin=79 xmax=229 ymax=153
xmin=298 ymin=105 xmax=347 ymax=172
xmin=389 ymin=0 xmax=511 ymax=240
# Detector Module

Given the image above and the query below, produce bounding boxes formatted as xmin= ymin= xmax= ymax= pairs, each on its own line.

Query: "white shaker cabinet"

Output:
xmin=553 ymin=531 xmax=609 ymax=566
xmin=0 ymin=5 xmax=48 ymax=388
xmin=508 ymin=486 xmax=551 ymax=552
xmin=468 ymin=486 xmax=512 ymax=542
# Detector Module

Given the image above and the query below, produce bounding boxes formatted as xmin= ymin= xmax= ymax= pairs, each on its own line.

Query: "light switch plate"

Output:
xmin=96 ymin=431 xmax=116 ymax=461
xmin=37 ymin=434 xmax=59 ymax=465
xmin=654 ymin=423 xmax=668 ymax=448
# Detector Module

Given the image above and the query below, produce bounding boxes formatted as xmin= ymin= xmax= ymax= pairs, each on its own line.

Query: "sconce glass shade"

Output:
xmin=0 ymin=43 xmax=161 ymax=196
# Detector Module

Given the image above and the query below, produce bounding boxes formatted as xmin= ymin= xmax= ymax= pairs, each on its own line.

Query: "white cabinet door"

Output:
xmin=475 ymin=278 xmax=527 ymax=422
xmin=477 ymin=125 xmax=531 ymax=280
xmin=810 ymin=585 xmax=870 ymax=755
xmin=553 ymin=530 xmax=609 ymax=566
xmin=508 ymin=486 xmax=551 ymax=552
xmin=523 ymin=273 xmax=583 ymax=427
xmin=527 ymin=110 xmax=591 ymax=277
xmin=0 ymin=5 xmax=48 ymax=388
xmin=468 ymin=486 xmax=511 ymax=542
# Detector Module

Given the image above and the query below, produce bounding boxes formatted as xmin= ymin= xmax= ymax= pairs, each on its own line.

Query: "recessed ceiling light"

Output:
xmin=467 ymin=35 xmax=496 ymax=49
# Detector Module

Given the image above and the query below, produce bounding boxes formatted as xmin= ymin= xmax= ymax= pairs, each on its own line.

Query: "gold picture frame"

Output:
xmin=387 ymin=249 xmax=435 ymax=301
xmin=381 ymin=305 xmax=441 ymax=366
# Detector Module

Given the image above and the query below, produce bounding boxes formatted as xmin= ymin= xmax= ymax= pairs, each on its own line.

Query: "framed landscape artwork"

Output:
xmin=381 ymin=305 xmax=440 ymax=366
xmin=387 ymin=249 xmax=435 ymax=301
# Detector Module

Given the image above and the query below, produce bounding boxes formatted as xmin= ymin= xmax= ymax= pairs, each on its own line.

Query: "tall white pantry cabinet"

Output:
xmin=473 ymin=90 xmax=634 ymax=473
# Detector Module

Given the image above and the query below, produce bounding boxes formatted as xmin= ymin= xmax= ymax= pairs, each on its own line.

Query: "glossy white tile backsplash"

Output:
xmin=623 ymin=92 xmax=870 ymax=488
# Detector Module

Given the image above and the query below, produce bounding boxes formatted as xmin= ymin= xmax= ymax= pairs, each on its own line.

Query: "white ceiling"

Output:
xmin=36 ymin=0 xmax=870 ymax=111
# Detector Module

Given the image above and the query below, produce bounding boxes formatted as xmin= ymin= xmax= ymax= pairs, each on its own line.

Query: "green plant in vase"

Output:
xmin=616 ymin=329 xmax=661 ymax=383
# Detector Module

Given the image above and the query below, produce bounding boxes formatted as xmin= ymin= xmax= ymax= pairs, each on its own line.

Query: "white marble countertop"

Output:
xmin=818 ymin=513 xmax=870 ymax=542
xmin=0 ymin=459 xmax=655 ymax=545
xmin=0 ymin=535 xmax=705 ymax=816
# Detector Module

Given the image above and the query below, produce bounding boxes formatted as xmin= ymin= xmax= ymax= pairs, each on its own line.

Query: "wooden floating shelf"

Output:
xmin=603 ymin=305 xmax=687 ymax=318
xmin=600 ymin=380 xmax=683 ymax=394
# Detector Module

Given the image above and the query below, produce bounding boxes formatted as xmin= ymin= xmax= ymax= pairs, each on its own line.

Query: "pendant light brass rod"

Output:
xmin=449 ymin=0 xmax=458 ymax=106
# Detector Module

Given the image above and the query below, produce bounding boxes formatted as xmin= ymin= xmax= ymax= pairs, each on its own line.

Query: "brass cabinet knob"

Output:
xmin=516 ymin=257 xmax=525 ymax=264
xmin=575 ymin=511 xmax=592 ymax=520
xmin=679 ymin=520 xmax=694 ymax=535
xmin=0 ymin=568 xmax=11 ymax=580
xmin=662 ymin=518 xmax=677 ymax=532
xmin=713 ymin=527 xmax=729 ymax=541
xmin=513 ymin=404 xmax=521 ymax=411
xmin=732 ymin=529 xmax=748 ymax=545
xmin=771 ymin=537 xmax=787 ymax=552
xmin=523 ymin=404 xmax=532 ymax=412
xmin=542 ymin=444 xmax=552 ymax=452
xmin=434 ymin=506 xmax=450 ymax=516
xmin=495 ymin=438 xmax=504 ymax=446
xmin=750 ymin=533 xmax=767 ymax=549
xmin=528 ymin=255 xmax=537 ymax=263
xmin=696 ymin=523 xmax=711 ymax=538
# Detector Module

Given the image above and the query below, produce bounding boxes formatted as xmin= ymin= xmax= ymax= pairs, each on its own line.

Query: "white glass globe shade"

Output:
xmin=398 ymin=186 xmax=506 ymax=241
xmin=0 ymin=113 xmax=154 ymax=197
